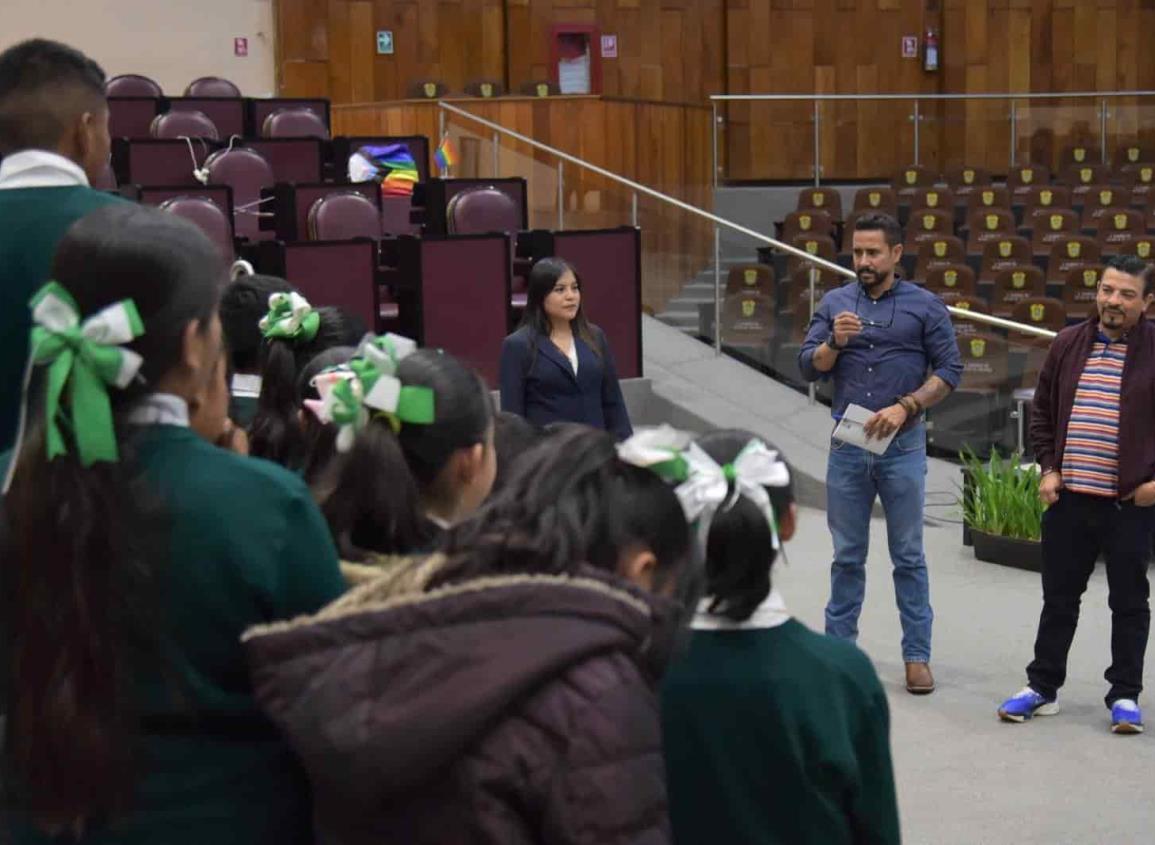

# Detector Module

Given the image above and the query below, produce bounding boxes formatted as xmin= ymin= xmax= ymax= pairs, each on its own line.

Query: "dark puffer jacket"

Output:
xmin=243 ymin=563 xmax=674 ymax=845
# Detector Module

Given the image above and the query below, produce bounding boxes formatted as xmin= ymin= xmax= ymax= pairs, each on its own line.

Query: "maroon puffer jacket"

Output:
xmin=243 ymin=564 xmax=674 ymax=845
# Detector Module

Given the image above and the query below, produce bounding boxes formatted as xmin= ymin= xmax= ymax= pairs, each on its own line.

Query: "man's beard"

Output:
xmin=857 ymin=268 xmax=888 ymax=289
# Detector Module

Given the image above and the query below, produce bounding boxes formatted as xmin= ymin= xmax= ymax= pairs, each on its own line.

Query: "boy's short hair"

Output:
xmin=0 ymin=39 xmax=107 ymax=155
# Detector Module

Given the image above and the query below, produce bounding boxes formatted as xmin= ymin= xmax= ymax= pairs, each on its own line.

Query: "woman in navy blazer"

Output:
xmin=499 ymin=257 xmax=633 ymax=439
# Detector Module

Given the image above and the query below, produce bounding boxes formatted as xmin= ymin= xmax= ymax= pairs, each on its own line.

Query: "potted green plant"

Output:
xmin=958 ymin=448 xmax=1045 ymax=572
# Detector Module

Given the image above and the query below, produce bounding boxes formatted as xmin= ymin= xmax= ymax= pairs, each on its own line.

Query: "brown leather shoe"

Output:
xmin=905 ymin=662 xmax=935 ymax=695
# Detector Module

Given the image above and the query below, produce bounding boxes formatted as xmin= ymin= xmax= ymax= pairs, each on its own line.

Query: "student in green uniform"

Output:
xmin=247 ymin=293 xmax=363 ymax=469
xmin=657 ymin=429 xmax=900 ymax=845
xmin=1 ymin=204 xmax=346 ymax=845
xmin=218 ymin=273 xmax=298 ymax=428
xmin=0 ymin=39 xmax=124 ymax=450
xmin=306 ymin=335 xmax=497 ymax=558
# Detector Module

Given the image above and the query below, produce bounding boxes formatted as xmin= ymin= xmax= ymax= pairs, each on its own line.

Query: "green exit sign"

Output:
xmin=376 ymin=31 xmax=394 ymax=55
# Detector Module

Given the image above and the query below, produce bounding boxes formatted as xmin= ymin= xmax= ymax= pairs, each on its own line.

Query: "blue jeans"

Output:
xmin=825 ymin=422 xmax=933 ymax=662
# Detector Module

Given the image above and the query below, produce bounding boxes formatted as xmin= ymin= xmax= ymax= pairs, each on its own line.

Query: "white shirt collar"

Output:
xmin=0 ymin=150 xmax=90 ymax=190
xmin=230 ymin=373 xmax=262 ymax=397
xmin=690 ymin=587 xmax=791 ymax=631
xmin=125 ymin=394 xmax=190 ymax=427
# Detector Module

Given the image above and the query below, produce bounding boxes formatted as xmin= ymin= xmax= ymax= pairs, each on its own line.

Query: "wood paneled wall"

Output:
xmin=334 ymin=97 xmax=713 ymax=311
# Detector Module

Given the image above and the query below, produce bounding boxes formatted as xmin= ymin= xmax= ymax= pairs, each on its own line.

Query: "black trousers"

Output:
xmin=1027 ymin=492 xmax=1154 ymax=706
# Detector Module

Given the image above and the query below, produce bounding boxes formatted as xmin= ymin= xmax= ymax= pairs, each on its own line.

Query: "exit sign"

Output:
xmin=376 ymin=31 xmax=394 ymax=55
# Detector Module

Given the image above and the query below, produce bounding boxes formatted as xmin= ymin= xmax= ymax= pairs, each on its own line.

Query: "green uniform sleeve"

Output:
xmin=274 ymin=485 xmax=346 ymax=616
xmin=851 ymin=685 xmax=902 ymax=845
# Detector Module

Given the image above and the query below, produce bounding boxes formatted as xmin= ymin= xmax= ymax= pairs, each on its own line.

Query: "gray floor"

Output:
xmin=643 ymin=316 xmax=1155 ymax=845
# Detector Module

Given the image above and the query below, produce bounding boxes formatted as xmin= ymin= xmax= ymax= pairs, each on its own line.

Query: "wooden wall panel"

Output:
xmin=332 ymin=96 xmax=712 ymax=312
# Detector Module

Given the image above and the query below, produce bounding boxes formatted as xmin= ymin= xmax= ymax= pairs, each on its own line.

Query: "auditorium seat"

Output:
xmin=1019 ymin=184 xmax=1072 ymax=228
xmin=1057 ymin=163 xmax=1111 ymax=195
xmin=409 ymin=80 xmax=450 ymax=99
xmin=1093 ymin=209 xmax=1146 ymax=251
xmin=852 ymin=187 xmax=899 ymax=215
xmin=1110 ymin=233 xmax=1155 ymax=261
xmin=108 ymin=97 xmax=161 ymax=138
xmin=1030 ymin=209 xmax=1080 ymax=255
xmin=923 ymin=264 xmax=976 ymax=298
xmin=1116 ymin=163 xmax=1155 ymax=202
xmin=204 ymin=146 xmax=276 ymax=242
xmin=891 ymin=166 xmax=938 ymax=197
xmin=1114 ymin=144 xmax=1154 ymax=169
xmin=519 ymin=81 xmax=560 ymax=97
xmin=106 ymin=73 xmax=163 ymax=97
xmin=150 ymin=110 xmax=219 ymax=141
xmin=307 ymin=191 xmax=382 ymax=241
xmin=447 ymin=187 xmax=520 ymax=235
xmin=926 ymin=332 xmax=1013 ymax=457
xmin=940 ymin=292 xmax=991 ymax=337
xmin=945 ymin=165 xmax=992 ymax=196
xmin=913 ymin=236 xmax=965 ymax=281
xmin=977 ymin=236 xmax=1032 ymax=285
xmin=1007 ymin=164 xmax=1052 ymax=196
xmin=184 ymin=76 xmax=242 ymax=97
xmin=725 ymin=264 xmax=776 ymax=298
xmin=990 ymin=265 xmax=1045 ymax=317
xmin=158 ymin=195 xmax=234 ymax=260
xmin=262 ymin=108 xmax=330 ymax=140
xmin=903 ymin=209 xmax=954 ymax=253
xmin=1046 ymin=237 xmax=1100 ymax=283
xmin=965 ymin=185 xmax=1011 ymax=215
xmin=1010 ymin=297 xmax=1067 ymax=340
xmin=910 ymin=187 xmax=955 ymax=215
xmin=1080 ymin=186 xmax=1134 ymax=227
xmin=1059 ymin=144 xmax=1101 ymax=168
xmin=780 ymin=209 xmax=834 ymax=242
xmin=965 ymin=209 xmax=1017 ymax=254
xmin=464 ymin=80 xmax=504 ymax=98
xmin=796 ymin=187 xmax=842 ymax=219
xmin=1062 ymin=264 xmax=1104 ymax=320
xmin=785 ymin=235 xmax=837 ymax=276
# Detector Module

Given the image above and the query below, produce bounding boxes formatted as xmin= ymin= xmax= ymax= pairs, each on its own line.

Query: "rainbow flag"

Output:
xmin=350 ymin=143 xmax=418 ymax=196
xmin=434 ymin=134 xmax=456 ymax=175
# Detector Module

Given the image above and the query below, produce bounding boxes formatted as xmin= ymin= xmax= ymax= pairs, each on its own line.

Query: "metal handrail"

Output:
xmin=437 ymin=100 xmax=1058 ymax=340
xmin=710 ymin=91 xmax=1155 ymax=102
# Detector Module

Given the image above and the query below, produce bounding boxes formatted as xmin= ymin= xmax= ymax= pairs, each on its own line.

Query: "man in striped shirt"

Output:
xmin=999 ymin=255 xmax=1155 ymax=734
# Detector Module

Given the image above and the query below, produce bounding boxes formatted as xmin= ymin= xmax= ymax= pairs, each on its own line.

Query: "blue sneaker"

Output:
xmin=1110 ymin=699 xmax=1143 ymax=735
xmin=998 ymin=686 xmax=1059 ymax=723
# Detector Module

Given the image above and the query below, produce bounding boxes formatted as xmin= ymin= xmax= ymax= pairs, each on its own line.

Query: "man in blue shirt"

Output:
xmin=799 ymin=212 xmax=962 ymax=694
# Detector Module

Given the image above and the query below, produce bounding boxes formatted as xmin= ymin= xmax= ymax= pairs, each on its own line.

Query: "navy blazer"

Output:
xmin=499 ymin=326 xmax=633 ymax=440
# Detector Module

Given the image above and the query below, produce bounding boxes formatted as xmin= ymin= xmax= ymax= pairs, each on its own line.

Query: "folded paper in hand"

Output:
xmin=832 ymin=403 xmax=896 ymax=456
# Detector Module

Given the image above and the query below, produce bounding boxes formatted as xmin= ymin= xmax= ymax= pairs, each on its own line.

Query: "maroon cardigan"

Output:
xmin=1030 ymin=315 xmax=1155 ymax=498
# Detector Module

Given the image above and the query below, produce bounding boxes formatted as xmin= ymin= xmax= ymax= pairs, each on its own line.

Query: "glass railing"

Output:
xmin=440 ymin=100 xmax=1060 ymax=459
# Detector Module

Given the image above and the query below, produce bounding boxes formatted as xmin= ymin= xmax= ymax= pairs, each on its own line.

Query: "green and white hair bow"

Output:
xmin=618 ymin=424 xmax=791 ymax=549
xmin=6 ymin=282 xmax=145 ymax=487
xmin=259 ymin=292 xmax=320 ymax=342
xmin=306 ymin=333 xmax=434 ymax=450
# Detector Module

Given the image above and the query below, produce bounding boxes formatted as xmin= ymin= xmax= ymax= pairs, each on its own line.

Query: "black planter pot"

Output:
xmin=971 ymin=528 xmax=1043 ymax=572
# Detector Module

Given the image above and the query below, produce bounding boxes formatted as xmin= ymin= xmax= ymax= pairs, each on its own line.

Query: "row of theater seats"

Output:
xmin=108 ymin=94 xmax=331 ymax=142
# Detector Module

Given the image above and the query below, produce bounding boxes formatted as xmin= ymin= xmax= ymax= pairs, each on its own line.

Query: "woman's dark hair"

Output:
xmin=313 ymin=348 xmax=494 ymax=560
xmin=247 ymin=307 xmax=365 ymax=469
xmin=2 ymin=204 xmax=222 ymax=829
xmin=518 ymin=257 xmax=602 ymax=357
xmin=296 ymin=345 xmax=354 ymax=486
xmin=218 ymin=274 xmax=297 ymax=374
xmin=433 ymin=426 xmax=691 ymax=589
xmin=694 ymin=429 xmax=795 ymax=623
xmin=491 ymin=411 xmax=542 ymax=494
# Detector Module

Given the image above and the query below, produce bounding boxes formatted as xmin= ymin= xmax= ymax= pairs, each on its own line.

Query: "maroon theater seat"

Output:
xmin=157 ymin=195 xmax=235 ymax=261
xmin=106 ymin=74 xmax=163 ymax=97
xmin=184 ymin=76 xmax=242 ymax=97
xmin=307 ymin=191 xmax=381 ymax=241
xmin=262 ymin=108 xmax=330 ymax=140
xmin=446 ymin=187 xmax=520 ymax=235
xmin=150 ymin=110 xmax=220 ymax=141
xmin=203 ymin=147 xmax=275 ymax=242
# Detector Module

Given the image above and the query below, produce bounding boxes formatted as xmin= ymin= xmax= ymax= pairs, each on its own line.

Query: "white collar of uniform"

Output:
xmin=690 ymin=587 xmax=791 ymax=631
xmin=426 ymin=513 xmax=451 ymax=530
xmin=231 ymin=373 xmax=262 ymax=397
xmin=0 ymin=150 xmax=90 ymax=190
xmin=125 ymin=394 xmax=190 ymax=427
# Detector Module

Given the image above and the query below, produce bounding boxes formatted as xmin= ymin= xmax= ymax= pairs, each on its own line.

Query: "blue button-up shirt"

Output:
xmin=798 ymin=279 xmax=963 ymax=419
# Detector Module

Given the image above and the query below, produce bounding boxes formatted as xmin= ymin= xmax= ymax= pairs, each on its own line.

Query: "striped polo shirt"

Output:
xmin=1061 ymin=334 xmax=1127 ymax=497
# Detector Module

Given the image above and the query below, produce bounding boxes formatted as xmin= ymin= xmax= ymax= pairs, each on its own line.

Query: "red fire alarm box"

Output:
xmin=550 ymin=24 xmax=602 ymax=95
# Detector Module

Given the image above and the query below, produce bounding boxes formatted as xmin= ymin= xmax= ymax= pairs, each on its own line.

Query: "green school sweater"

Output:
xmin=0 ymin=185 xmax=123 ymax=449
xmin=5 ymin=425 xmax=346 ymax=845
xmin=662 ymin=618 xmax=901 ymax=845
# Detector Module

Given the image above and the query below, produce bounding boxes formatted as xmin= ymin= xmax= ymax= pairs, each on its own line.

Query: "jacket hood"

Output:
xmin=243 ymin=563 xmax=671 ymax=807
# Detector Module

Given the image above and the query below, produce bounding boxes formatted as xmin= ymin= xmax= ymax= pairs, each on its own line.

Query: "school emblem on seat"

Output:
xmin=1022 ymin=169 xmax=1034 ymax=184
xmin=741 ymin=299 xmax=756 ymax=318
xmin=1100 ymin=190 xmax=1113 ymax=206
xmin=799 ymin=214 xmax=812 ymax=231
xmin=536 ymin=83 xmax=549 ymax=97
xmin=1067 ymin=241 xmax=1082 ymax=258
xmin=480 ymin=83 xmax=493 ymax=97
xmin=1140 ymin=241 xmax=1152 ymax=258
xmin=744 ymin=269 xmax=758 ymax=285
xmin=1074 ymin=148 xmax=1087 ymax=162
xmin=1050 ymin=214 xmax=1064 ymax=230
xmin=813 ymin=193 xmax=825 ymax=207
xmin=1083 ymin=269 xmax=1099 ymax=287
xmin=999 ymin=240 xmax=1013 ymax=258
xmin=1080 ymin=168 xmax=1093 ymax=183
xmin=934 ymin=241 xmax=948 ymax=258
xmin=944 ymin=270 xmax=958 ymax=287
xmin=805 ymin=240 xmax=818 ymax=254
xmin=970 ymin=338 xmax=986 ymax=357
xmin=1142 ymin=167 xmax=1153 ymax=183
xmin=1040 ymin=190 xmax=1053 ymax=206
xmin=1012 ymin=271 xmax=1026 ymax=289
xmin=927 ymin=192 xmax=939 ymax=207
xmin=906 ymin=170 xmax=917 ymax=185
xmin=964 ymin=170 xmax=975 ymax=184
xmin=956 ymin=300 xmax=972 ymax=310
xmin=1030 ymin=303 xmax=1045 ymax=322
xmin=1129 ymin=147 xmax=1141 ymax=163
xmin=1115 ymin=213 xmax=1129 ymax=230
xmin=923 ymin=214 xmax=936 ymax=230
xmin=869 ymin=192 xmax=881 ymax=207
xmin=986 ymin=214 xmax=999 ymax=230
xmin=423 ymin=82 xmax=437 ymax=97
xmin=982 ymin=190 xmax=995 ymax=205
